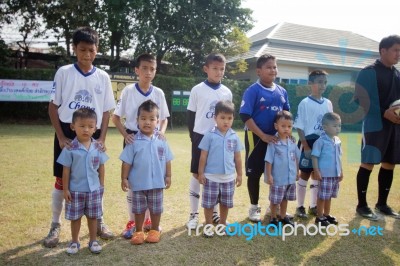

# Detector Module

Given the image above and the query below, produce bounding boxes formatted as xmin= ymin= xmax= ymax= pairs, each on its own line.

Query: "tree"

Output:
xmin=133 ymin=0 xmax=253 ymax=74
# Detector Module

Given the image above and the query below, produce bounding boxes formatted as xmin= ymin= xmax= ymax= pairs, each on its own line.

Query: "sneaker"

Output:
xmin=88 ymin=240 xmax=102 ymax=254
xmin=248 ymin=206 xmax=261 ymax=222
xmin=143 ymin=218 xmax=152 ymax=232
xmin=315 ymin=216 xmax=330 ymax=227
xmin=280 ymin=216 xmax=294 ymax=227
xmin=186 ymin=213 xmax=199 ymax=229
xmin=146 ymin=230 xmax=161 ymax=243
xmin=122 ymin=220 xmax=136 ymax=239
xmin=356 ymin=206 xmax=379 ymax=221
xmin=203 ymin=226 xmax=214 ymax=238
xmin=131 ymin=231 xmax=145 ymax=245
xmin=66 ymin=242 xmax=80 ymax=255
xmin=375 ymin=204 xmax=399 ymax=217
xmin=97 ymin=222 xmax=115 ymax=240
xmin=212 ymin=212 xmax=220 ymax=224
xmin=296 ymin=206 xmax=308 ymax=219
xmin=308 ymin=206 xmax=318 ymax=216
xmin=324 ymin=215 xmax=338 ymax=225
xmin=269 ymin=218 xmax=279 ymax=226
xmin=43 ymin=222 xmax=61 ymax=248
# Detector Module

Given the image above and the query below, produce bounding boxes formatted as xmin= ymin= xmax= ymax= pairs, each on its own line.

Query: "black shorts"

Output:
xmin=298 ymin=134 xmax=319 ymax=173
xmin=53 ymin=121 xmax=101 ymax=177
xmin=362 ymin=121 xmax=400 ymax=164
xmin=190 ymin=132 xmax=204 ymax=174
xmin=244 ymin=130 xmax=268 ymax=178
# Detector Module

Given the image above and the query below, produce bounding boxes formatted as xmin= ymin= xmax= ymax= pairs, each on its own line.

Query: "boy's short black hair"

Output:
xmin=322 ymin=112 xmax=341 ymax=125
xmin=308 ymin=69 xmax=328 ymax=82
xmin=205 ymin=53 xmax=226 ymax=66
xmin=274 ymin=110 xmax=293 ymax=123
xmin=137 ymin=100 xmax=159 ymax=118
xmin=72 ymin=26 xmax=99 ymax=46
xmin=379 ymin=35 xmax=400 ymax=53
xmin=72 ymin=108 xmax=97 ymax=123
xmin=256 ymin=54 xmax=276 ymax=68
xmin=215 ymin=100 xmax=235 ymax=116
xmin=135 ymin=53 xmax=156 ymax=68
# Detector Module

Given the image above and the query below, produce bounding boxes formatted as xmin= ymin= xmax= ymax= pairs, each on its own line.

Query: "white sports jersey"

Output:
xmin=187 ymin=81 xmax=232 ymax=135
xmin=50 ymin=64 xmax=116 ymax=128
xmin=113 ymin=83 xmax=170 ymax=131
xmin=294 ymin=96 xmax=333 ymax=136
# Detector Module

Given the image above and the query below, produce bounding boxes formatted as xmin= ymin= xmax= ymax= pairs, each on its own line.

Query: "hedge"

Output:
xmin=0 ymin=67 xmax=361 ymax=131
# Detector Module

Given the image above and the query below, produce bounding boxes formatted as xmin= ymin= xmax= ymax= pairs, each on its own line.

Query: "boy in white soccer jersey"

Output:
xmin=294 ymin=70 xmax=333 ymax=218
xmin=186 ymin=53 xmax=233 ymax=229
xmin=44 ymin=26 xmax=116 ymax=248
xmin=112 ymin=53 xmax=170 ymax=239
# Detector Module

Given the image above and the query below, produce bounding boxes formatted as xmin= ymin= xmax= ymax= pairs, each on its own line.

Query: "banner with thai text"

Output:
xmin=0 ymin=79 xmax=53 ymax=102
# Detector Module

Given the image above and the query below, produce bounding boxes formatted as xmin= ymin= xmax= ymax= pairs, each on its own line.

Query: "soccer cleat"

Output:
xmin=97 ymin=222 xmax=115 ymax=240
xmin=324 ymin=215 xmax=338 ymax=225
xmin=375 ymin=205 xmax=399 ymax=217
xmin=296 ymin=206 xmax=308 ymax=218
xmin=186 ymin=213 xmax=199 ymax=229
xmin=43 ymin=222 xmax=61 ymax=248
xmin=248 ymin=206 xmax=261 ymax=222
xmin=122 ymin=220 xmax=136 ymax=239
xmin=356 ymin=206 xmax=379 ymax=221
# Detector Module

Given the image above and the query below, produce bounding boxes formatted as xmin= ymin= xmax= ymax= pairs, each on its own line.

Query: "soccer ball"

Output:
xmin=390 ymin=99 xmax=400 ymax=116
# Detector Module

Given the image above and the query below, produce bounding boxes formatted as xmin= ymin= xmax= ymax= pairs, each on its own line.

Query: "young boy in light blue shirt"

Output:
xmin=265 ymin=110 xmax=300 ymax=226
xmin=57 ymin=108 xmax=109 ymax=255
xmin=198 ymin=100 xmax=243 ymax=237
xmin=120 ymin=100 xmax=173 ymax=245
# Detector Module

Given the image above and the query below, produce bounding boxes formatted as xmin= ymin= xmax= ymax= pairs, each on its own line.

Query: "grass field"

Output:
xmin=0 ymin=124 xmax=400 ymax=265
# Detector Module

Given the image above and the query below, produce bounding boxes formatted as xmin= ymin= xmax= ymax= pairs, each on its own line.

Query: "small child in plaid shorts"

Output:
xmin=311 ymin=112 xmax=343 ymax=226
xmin=198 ymin=100 xmax=243 ymax=237
xmin=57 ymin=108 xmax=109 ymax=255
xmin=264 ymin=110 xmax=300 ymax=227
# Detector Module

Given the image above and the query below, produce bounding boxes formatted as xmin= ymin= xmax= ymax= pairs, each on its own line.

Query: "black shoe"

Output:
xmin=375 ymin=205 xmax=399 ymax=217
xmin=269 ymin=218 xmax=279 ymax=226
xmin=324 ymin=215 xmax=338 ymax=225
xmin=296 ymin=206 xmax=308 ymax=219
xmin=356 ymin=206 xmax=379 ymax=221
xmin=308 ymin=206 xmax=317 ymax=216
xmin=280 ymin=216 xmax=294 ymax=227
xmin=315 ymin=217 xmax=330 ymax=227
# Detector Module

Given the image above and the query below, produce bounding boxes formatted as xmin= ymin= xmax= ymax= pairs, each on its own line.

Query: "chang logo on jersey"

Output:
xmin=313 ymin=114 xmax=324 ymax=132
xmin=69 ymin=90 xmax=95 ymax=110
xmin=93 ymin=84 xmax=102 ymax=94
xmin=205 ymin=100 xmax=218 ymax=119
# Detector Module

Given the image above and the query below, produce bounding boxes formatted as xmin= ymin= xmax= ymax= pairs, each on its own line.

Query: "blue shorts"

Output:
xmin=65 ymin=187 xmax=103 ymax=220
xmin=318 ymin=177 xmax=339 ymax=200
xmin=132 ymin=189 xmax=163 ymax=214
xmin=202 ymin=179 xmax=235 ymax=209
xmin=269 ymin=184 xmax=296 ymax=205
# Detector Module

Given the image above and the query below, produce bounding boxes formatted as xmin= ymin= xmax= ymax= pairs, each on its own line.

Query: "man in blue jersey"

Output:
xmin=239 ymin=54 xmax=290 ymax=222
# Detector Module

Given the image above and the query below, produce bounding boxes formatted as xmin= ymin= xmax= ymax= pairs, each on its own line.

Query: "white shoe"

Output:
xmin=248 ymin=206 xmax=261 ymax=222
xmin=186 ymin=213 xmax=199 ymax=229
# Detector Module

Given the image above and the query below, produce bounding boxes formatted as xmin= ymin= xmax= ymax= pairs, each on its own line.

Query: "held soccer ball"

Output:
xmin=390 ymin=99 xmax=400 ymax=116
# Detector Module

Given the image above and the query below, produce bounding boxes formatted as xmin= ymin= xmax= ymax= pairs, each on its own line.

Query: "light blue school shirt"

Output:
xmin=264 ymin=135 xmax=300 ymax=186
xmin=119 ymin=131 xmax=174 ymax=192
xmin=311 ymin=133 xmax=342 ymax=177
xmin=198 ymin=127 xmax=243 ymax=175
xmin=57 ymin=138 xmax=109 ymax=192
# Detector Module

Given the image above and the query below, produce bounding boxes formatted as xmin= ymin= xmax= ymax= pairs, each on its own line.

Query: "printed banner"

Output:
xmin=0 ymin=79 xmax=53 ymax=102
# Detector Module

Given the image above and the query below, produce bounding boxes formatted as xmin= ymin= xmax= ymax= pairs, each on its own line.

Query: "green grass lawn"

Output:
xmin=0 ymin=124 xmax=399 ymax=265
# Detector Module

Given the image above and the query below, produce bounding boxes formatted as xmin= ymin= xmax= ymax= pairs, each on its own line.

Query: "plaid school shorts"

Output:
xmin=318 ymin=177 xmax=339 ymax=200
xmin=65 ymin=187 xmax=103 ymax=220
xmin=202 ymin=179 xmax=235 ymax=209
xmin=132 ymin=189 xmax=164 ymax=214
xmin=269 ymin=183 xmax=296 ymax=205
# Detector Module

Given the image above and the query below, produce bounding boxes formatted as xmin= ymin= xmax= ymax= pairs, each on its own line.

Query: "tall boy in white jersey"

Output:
xmin=294 ymin=70 xmax=333 ymax=218
xmin=186 ymin=53 xmax=232 ymax=229
xmin=44 ymin=26 xmax=116 ymax=248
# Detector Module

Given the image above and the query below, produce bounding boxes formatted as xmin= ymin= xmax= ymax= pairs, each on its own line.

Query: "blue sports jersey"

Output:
xmin=240 ymin=81 xmax=290 ymax=134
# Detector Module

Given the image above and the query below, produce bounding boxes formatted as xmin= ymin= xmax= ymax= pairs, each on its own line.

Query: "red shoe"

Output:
xmin=122 ymin=220 xmax=136 ymax=239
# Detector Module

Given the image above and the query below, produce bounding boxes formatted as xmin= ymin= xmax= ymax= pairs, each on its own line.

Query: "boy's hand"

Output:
xmin=63 ymin=190 xmax=71 ymax=202
xmin=58 ymin=136 xmax=72 ymax=149
xmin=312 ymin=170 xmax=322 ymax=181
xmin=267 ymin=175 xmax=273 ymax=185
xmin=236 ymin=175 xmax=242 ymax=187
xmin=165 ymin=176 xmax=171 ymax=189
xmin=261 ymin=134 xmax=278 ymax=144
xmin=303 ymin=147 xmax=312 ymax=159
xmin=124 ymin=133 xmax=135 ymax=145
xmin=121 ymin=179 xmax=130 ymax=192
xmin=198 ymin=174 xmax=206 ymax=185
xmin=157 ymin=132 xmax=166 ymax=140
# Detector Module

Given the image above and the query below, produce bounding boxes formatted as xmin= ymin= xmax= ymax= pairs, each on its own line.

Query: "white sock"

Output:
xmin=213 ymin=205 xmax=219 ymax=213
xmin=310 ymin=179 xmax=319 ymax=208
xmin=189 ymin=176 xmax=200 ymax=214
xmin=127 ymin=190 xmax=135 ymax=221
xmin=297 ymin=179 xmax=308 ymax=208
xmin=51 ymin=189 xmax=64 ymax=224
